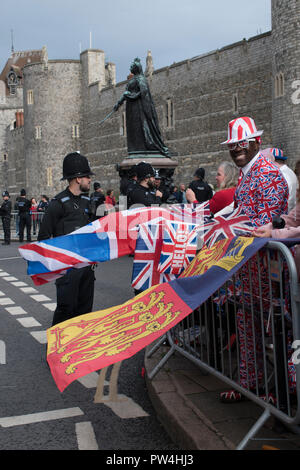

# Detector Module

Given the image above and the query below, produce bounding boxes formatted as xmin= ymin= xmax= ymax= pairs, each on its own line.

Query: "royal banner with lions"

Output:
xmin=47 ymin=236 xmax=269 ymax=392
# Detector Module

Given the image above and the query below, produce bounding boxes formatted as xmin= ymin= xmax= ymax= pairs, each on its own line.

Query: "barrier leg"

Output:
xmin=236 ymin=409 xmax=271 ymax=450
xmin=147 ymin=344 xmax=176 ymax=380
xmin=146 ymin=335 xmax=167 ymax=359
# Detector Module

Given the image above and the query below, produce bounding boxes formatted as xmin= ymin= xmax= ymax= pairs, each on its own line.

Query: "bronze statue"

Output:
xmin=113 ymin=58 xmax=170 ymax=157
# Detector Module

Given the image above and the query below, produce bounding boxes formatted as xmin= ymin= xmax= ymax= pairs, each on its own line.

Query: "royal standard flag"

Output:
xmin=47 ymin=236 xmax=270 ymax=392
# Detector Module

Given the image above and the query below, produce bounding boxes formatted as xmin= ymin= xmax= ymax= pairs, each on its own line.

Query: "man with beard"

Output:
xmin=38 ymin=152 xmax=96 ymax=326
xmin=129 ymin=162 xmax=162 ymax=207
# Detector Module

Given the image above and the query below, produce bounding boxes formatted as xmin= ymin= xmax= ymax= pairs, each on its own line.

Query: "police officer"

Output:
xmin=0 ymin=191 xmax=12 ymax=245
xmin=16 ymin=189 xmax=32 ymax=242
xmin=90 ymin=181 xmax=105 ymax=218
xmin=129 ymin=162 xmax=162 ymax=207
xmin=188 ymin=168 xmax=213 ymax=203
xmin=38 ymin=152 xmax=96 ymax=326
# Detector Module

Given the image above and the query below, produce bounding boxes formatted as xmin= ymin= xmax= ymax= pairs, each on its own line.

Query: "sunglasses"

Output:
xmin=227 ymin=138 xmax=256 ymax=151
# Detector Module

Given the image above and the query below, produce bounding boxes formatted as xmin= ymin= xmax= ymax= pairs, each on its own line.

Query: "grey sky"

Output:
xmin=0 ymin=0 xmax=271 ymax=83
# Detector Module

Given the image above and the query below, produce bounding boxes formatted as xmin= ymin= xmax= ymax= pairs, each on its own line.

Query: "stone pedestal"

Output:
xmin=117 ymin=152 xmax=178 ymax=191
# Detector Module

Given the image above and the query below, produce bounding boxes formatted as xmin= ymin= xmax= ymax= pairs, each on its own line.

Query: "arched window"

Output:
xmin=275 ymin=72 xmax=284 ymax=98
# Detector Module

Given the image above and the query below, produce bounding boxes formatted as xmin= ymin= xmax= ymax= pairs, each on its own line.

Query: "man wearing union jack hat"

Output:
xmin=221 ymin=116 xmax=289 ymax=227
xmin=219 ymin=117 xmax=289 ymax=403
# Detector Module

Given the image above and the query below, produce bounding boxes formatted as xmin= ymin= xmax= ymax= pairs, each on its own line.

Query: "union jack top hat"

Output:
xmin=221 ymin=116 xmax=263 ymax=145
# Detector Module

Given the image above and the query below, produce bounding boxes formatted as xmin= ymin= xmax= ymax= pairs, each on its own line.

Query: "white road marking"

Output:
xmin=0 ymin=272 xmax=10 ymax=276
xmin=0 ymin=340 xmax=5 ymax=364
xmin=75 ymin=422 xmax=99 ymax=450
xmin=11 ymin=282 xmax=28 ymax=287
xmin=5 ymin=306 xmax=27 ymax=315
xmin=43 ymin=303 xmax=56 ymax=311
xmin=20 ymin=287 xmax=38 ymax=294
xmin=30 ymin=331 xmax=48 ymax=344
xmin=0 ymin=407 xmax=84 ymax=428
xmin=16 ymin=317 xmax=42 ymax=328
xmin=77 ymin=372 xmax=109 ymax=389
xmin=0 ymin=291 xmax=5 ymax=296
xmin=102 ymin=394 xmax=149 ymax=419
xmin=0 ymin=257 xmax=22 ymax=261
xmin=3 ymin=276 xmax=18 ymax=282
xmin=30 ymin=294 xmax=51 ymax=302
xmin=0 ymin=298 xmax=14 ymax=305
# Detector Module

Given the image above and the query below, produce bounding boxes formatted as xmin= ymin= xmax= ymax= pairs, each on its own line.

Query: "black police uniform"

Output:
xmin=188 ymin=179 xmax=213 ymax=204
xmin=90 ymin=190 xmax=105 ymax=217
xmin=17 ymin=195 xmax=32 ymax=242
xmin=126 ymin=179 xmax=137 ymax=207
xmin=38 ymin=152 xmax=96 ymax=326
xmin=129 ymin=184 xmax=162 ymax=207
xmin=0 ymin=194 xmax=11 ymax=244
xmin=38 ymin=188 xmax=95 ymax=326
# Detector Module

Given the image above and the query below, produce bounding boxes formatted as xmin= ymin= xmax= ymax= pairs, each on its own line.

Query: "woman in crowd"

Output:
xmin=30 ymin=197 xmax=38 ymax=236
xmin=105 ymin=189 xmax=116 ymax=210
xmin=186 ymin=161 xmax=238 ymax=215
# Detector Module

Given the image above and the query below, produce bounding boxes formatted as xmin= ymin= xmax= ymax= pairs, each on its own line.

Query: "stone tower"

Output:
xmin=271 ymin=0 xmax=300 ymax=167
xmin=22 ymin=60 xmax=82 ymax=196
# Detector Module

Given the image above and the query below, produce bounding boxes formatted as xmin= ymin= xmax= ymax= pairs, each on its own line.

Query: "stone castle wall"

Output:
xmin=83 ymin=32 xmax=273 ymax=191
xmin=271 ymin=0 xmax=300 ymax=164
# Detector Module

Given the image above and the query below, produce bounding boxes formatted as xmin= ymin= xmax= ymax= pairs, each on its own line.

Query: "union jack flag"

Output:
xmin=131 ymin=220 xmax=177 ymax=291
xmin=203 ymin=206 xmax=253 ymax=248
xmin=158 ymin=221 xmax=200 ymax=275
xmin=167 ymin=201 xmax=211 ymax=222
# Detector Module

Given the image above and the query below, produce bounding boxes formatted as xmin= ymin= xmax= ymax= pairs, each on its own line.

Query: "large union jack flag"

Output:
xmin=158 ymin=221 xmax=200 ymax=275
xmin=131 ymin=220 xmax=177 ymax=291
xmin=203 ymin=206 xmax=253 ymax=248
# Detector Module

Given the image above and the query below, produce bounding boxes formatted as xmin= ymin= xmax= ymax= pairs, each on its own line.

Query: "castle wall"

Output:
xmin=0 ymin=89 xmax=23 ymax=192
xmin=82 ymin=32 xmax=273 ymax=190
xmin=4 ymin=126 xmax=25 ymax=201
xmin=271 ymin=0 xmax=300 ymax=168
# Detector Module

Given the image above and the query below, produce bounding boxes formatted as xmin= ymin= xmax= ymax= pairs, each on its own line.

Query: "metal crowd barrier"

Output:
xmin=147 ymin=241 xmax=300 ymax=450
xmin=0 ymin=211 xmax=45 ymax=239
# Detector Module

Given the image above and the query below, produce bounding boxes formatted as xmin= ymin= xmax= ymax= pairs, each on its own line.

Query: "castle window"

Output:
xmin=166 ymin=98 xmax=174 ymax=128
xmin=120 ymin=111 xmax=127 ymax=136
xmin=3 ymin=153 xmax=7 ymax=162
xmin=275 ymin=72 xmax=285 ymax=98
xmin=27 ymin=90 xmax=34 ymax=105
xmin=72 ymin=125 xmax=80 ymax=139
xmin=35 ymin=126 xmax=42 ymax=140
xmin=47 ymin=167 xmax=53 ymax=187
xmin=233 ymin=93 xmax=239 ymax=113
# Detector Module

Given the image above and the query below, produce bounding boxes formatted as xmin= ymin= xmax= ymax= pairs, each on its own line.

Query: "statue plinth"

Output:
xmin=117 ymin=153 xmax=178 ymax=181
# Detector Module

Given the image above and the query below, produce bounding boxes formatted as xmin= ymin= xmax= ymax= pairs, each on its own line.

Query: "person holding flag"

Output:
xmin=38 ymin=152 xmax=96 ymax=326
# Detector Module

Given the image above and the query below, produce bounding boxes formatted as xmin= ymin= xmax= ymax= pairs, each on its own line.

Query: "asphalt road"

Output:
xmin=0 ymin=242 xmax=178 ymax=451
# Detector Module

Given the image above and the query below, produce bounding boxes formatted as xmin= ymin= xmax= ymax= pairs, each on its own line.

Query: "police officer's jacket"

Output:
xmin=90 ymin=190 xmax=105 ymax=216
xmin=188 ymin=179 xmax=213 ymax=204
xmin=37 ymin=188 xmax=93 ymax=241
xmin=16 ymin=197 xmax=31 ymax=215
xmin=129 ymin=184 xmax=162 ymax=208
xmin=0 ymin=200 xmax=12 ymax=218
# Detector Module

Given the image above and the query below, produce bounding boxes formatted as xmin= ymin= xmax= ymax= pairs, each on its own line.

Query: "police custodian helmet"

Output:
xmin=136 ymin=162 xmax=155 ymax=180
xmin=61 ymin=152 xmax=95 ymax=180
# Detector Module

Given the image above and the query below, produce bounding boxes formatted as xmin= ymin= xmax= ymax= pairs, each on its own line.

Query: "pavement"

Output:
xmin=144 ymin=342 xmax=300 ymax=451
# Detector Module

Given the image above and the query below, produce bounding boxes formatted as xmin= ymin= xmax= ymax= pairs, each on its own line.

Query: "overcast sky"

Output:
xmin=0 ymin=0 xmax=271 ymax=83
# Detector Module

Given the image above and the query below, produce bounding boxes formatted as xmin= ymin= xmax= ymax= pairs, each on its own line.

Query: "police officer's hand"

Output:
xmin=156 ymin=190 xmax=163 ymax=198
